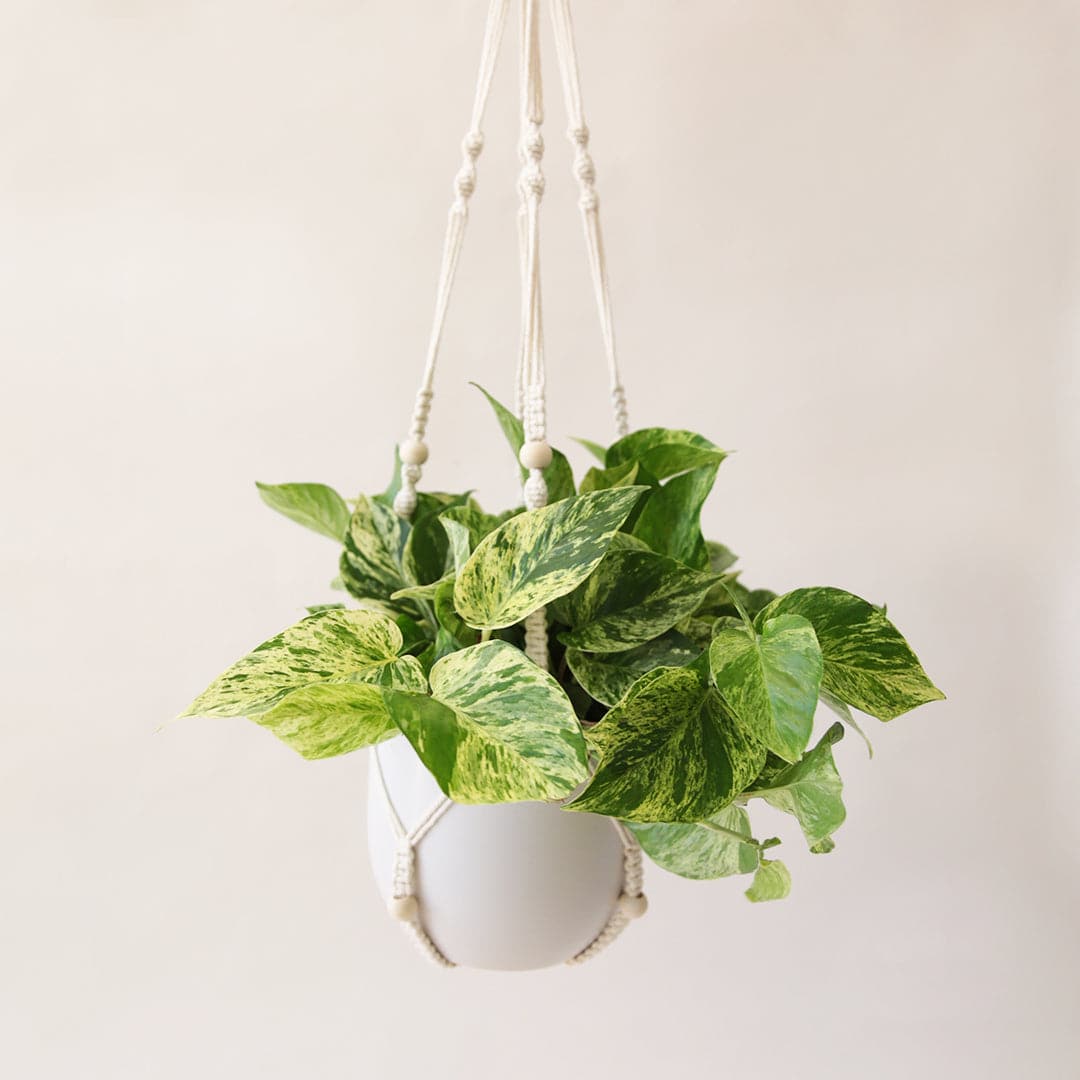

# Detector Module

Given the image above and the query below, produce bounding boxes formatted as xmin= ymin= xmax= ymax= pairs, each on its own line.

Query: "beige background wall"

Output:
xmin=2 ymin=2 xmax=1078 ymax=1077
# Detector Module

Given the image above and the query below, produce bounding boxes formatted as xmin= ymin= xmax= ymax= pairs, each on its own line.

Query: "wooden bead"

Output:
xmin=399 ymin=438 xmax=429 ymax=466
xmin=519 ymin=440 xmax=553 ymax=470
xmin=618 ymin=892 xmax=648 ymax=920
xmin=389 ymin=894 xmax=419 ymax=921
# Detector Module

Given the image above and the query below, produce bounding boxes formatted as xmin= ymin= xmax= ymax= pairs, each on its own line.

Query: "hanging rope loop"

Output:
xmin=392 ymin=0 xmax=512 ymax=519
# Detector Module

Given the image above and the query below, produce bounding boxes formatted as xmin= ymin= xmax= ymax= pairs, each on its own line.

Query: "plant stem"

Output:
xmin=480 ymin=628 xmax=492 ymax=643
xmin=699 ymin=820 xmax=776 ymax=850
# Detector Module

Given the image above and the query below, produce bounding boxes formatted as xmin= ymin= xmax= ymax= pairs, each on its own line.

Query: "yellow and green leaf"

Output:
xmin=756 ymin=587 xmax=945 ymax=721
xmin=181 ymin=609 xmax=408 ymax=719
xmin=453 ymin=487 xmax=646 ymax=630
xmin=557 ymin=549 xmax=717 ymax=653
xmin=710 ymin=613 xmax=824 ymax=763
xmin=256 ymin=481 xmax=351 ymax=541
xmin=386 ymin=640 xmax=588 ymax=803
xmin=565 ymin=631 xmax=701 ymax=707
xmin=566 ymin=666 xmax=766 ymax=823
xmin=629 ymin=804 xmax=760 ymax=880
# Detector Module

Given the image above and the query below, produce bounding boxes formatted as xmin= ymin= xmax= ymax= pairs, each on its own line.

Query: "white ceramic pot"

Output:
xmin=367 ymin=735 xmax=627 ymax=971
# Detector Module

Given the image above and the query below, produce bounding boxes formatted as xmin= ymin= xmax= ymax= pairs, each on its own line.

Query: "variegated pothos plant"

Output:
xmin=183 ymin=387 xmax=944 ymax=902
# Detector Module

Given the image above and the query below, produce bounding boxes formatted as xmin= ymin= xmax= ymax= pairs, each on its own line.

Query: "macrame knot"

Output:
xmin=569 ymin=124 xmax=590 ymax=147
xmin=520 ymin=168 xmax=546 ymax=199
xmin=573 ymin=151 xmax=596 ymax=186
xmin=462 ymin=130 xmax=484 ymax=159
xmin=521 ymin=127 xmax=544 ymax=161
xmin=611 ymin=383 xmax=629 ymax=435
xmin=523 ymin=469 xmax=548 ymax=510
xmin=393 ymin=485 xmax=418 ymax=519
xmin=579 ymin=190 xmax=599 ymax=212
xmin=455 ymin=164 xmax=477 ymax=200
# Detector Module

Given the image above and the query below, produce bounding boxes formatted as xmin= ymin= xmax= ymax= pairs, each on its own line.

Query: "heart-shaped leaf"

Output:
xmin=454 ymin=486 xmax=646 ymax=630
xmin=566 ymin=632 xmax=701 ymax=707
xmin=631 ymin=465 xmax=718 ymax=568
xmin=606 ymin=428 xmax=727 ymax=479
xmin=557 ymin=549 xmax=717 ymax=653
xmin=756 ymin=587 xmax=945 ymax=721
xmin=629 ymin=804 xmax=760 ymax=880
xmin=339 ymin=495 xmax=408 ymax=602
xmin=745 ymin=858 xmax=791 ymax=902
xmin=181 ymin=609 xmax=407 ymax=718
xmin=748 ymin=722 xmax=846 ymax=849
xmin=567 ymin=666 xmax=765 ymax=823
xmin=386 ymin=640 xmax=588 ymax=803
xmin=710 ymin=613 xmax=824 ymax=762
xmin=256 ymin=482 xmax=350 ymax=541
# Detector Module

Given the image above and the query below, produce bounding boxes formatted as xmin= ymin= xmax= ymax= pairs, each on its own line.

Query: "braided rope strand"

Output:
xmin=393 ymin=0 xmax=512 ymax=518
xmin=548 ymin=0 xmax=629 ymax=436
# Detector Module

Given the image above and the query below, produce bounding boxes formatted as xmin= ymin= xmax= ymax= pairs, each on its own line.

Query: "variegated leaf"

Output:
xmin=557 ymin=550 xmax=716 ymax=653
xmin=706 ymin=540 xmax=738 ymax=574
xmin=573 ymin=436 xmax=608 ymax=463
xmin=454 ymin=487 xmax=646 ymax=630
xmin=439 ymin=504 xmax=502 ymax=574
xmin=709 ymin=614 xmax=823 ymax=763
xmin=255 ymin=482 xmax=351 ymax=541
xmin=472 ymin=383 xmax=576 ymax=502
xmin=401 ymin=493 xmax=470 ymax=587
xmin=181 ymin=609 xmax=405 ymax=718
xmin=256 ymin=682 xmax=397 ymax=760
xmin=820 ymin=688 xmax=873 ymax=757
xmin=631 ymin=465 xmax=718 ymax=568
xmin=606 ymin=428 xmax=727 ymax=479
xmin=756 ymin=587 xmax=945 ymax=720
xmin=578 ymin=460 xmax=640 ymax=494
xmin=749 ymin=722 xmax=846 ymax=849
xmin=566 ymin=631 xmax=701 ymax=707
xmin=433 ymin=578 xmax=479 ymax=648
xmin=567 ymin=666 xmax=766 ymax=823
xmin=339 ymin=495 xmax=408 ymax=602
xmin=386 ymin=640 xmax=588 ymax=803
xmin=745 ymin=858 xmax=791 ymax=902
xmin=629 ymin=804 xmax=759 ymax=880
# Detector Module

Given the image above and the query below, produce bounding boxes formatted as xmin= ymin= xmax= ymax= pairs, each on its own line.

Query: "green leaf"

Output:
xmin=629 ymin=804 xmax=759 ymax=880
xmin=578 ymin=460 xmax=640 ymax=494
xmin=453 ymin=487 xmax=646 ymax=630
xmin=573 ymin=437 xmax=608 ymax=463
xmin=606 ymin=428 xmax=727 ymax=480
xmin=440 ymin=504 xmax=502 ymax=573
xmin=706 ymin=541 xmax=738 ymax=574
xmin=756 ymin=587 xmax=945 ymax=721
xmin=745 ymin=858 xmax=791 ymax=902
xmin=256 ymin=482 xmax=350 ymax=542
xmin=472 ymin=383 xmax=575 ymax=502
xmin=373 ymin=446 xmax=402 ymax=509
xmin=182 ymin=609 xmax=407 ymax=718
xmin=565 ymin=631 xmax=701 ymax=707
xmin=386 ymin=640 xmax=588 ymax=803
xmin=401 ymin=494 xmax=470 ymax=587
xmin=433 ymin=577 xmax=479 ymax=648
xmin=709 ymin=614 xmax=824 ymax=763
xmin=557 ymin=549 xmax=717 ymax=653
xmin=305 ymin=602 xmax=346 ymax=615
xmin=255 ymin=683 xmax=397 ymax=760
xmin=339 ymin=495 xmax=408 ymax=602
xmin=567 ymin=666 xmax=766 ymax=823
xmin=750 ymin=723 xmax=847 ymax=848
xmin=631 ymin=465 xmax=718 ymax=568
xmin=820 ymin=688 xmax=874 ymax=757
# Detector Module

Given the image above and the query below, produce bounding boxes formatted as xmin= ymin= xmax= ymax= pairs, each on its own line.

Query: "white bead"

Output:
xmin=519 ymin=440 xmax=553 ymax=470
xmin=389 ymin=894 xmax=419 ymax=922
xmin=618 ymin=892 xmax=648 ymax=920
xmin=399 ymin=438 xmax=429 ymax=466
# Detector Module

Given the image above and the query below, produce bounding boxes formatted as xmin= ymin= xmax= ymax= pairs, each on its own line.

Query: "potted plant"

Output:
xmin=182 ymin=388 xmax=944 ymax=969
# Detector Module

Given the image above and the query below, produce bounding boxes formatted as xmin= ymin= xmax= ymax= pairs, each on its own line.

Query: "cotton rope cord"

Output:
xmin=372 ymin=744 xmax=457 ymax=968
xmin=393 ymin=0 xmax=512 ymax=520
xmin=548 ymin=0 xmax=629 ymax=437
xmin=515 ymin=0 xmax=553 ymax=672
xmin=375 ymin=0 xmax=646 ymax=970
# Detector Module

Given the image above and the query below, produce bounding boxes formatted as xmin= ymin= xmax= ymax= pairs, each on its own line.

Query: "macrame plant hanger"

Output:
xmin=372 ymin=0 xmax=646 ymax=969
